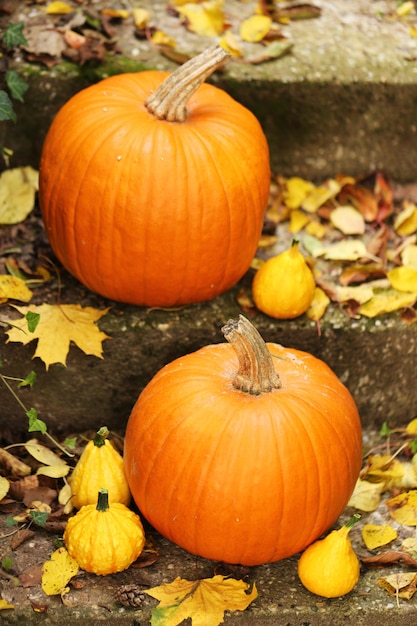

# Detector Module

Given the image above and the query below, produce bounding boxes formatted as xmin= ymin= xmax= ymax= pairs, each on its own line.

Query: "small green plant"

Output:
xmin=0 ymin=22 xmax=28 ymax=123
xmin=1 ymin=21 xmax=29 ymax=163
xmin=1 ymin=313 xmax=73 ymax=456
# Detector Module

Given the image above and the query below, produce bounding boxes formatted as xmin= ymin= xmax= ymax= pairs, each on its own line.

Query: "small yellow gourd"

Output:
xmin=297 ymin=514 xmax=361 ymax=598
xmin=252 ymin=239 xmax=315 ymax=319
xmin=64 ymin=488 xmax=146 ymax=575
xmin=70 ymin=426 xmax=130 ymax=508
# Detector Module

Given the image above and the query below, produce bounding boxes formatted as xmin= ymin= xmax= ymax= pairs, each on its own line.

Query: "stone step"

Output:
xmin=1 ymin=0 xmax=417 ymax=181
xmin=1 ymin=2 xmax=417 ymax=624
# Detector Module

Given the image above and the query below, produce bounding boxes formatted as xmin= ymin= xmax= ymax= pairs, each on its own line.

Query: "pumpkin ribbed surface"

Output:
xmin=124 ymin=319 xmax=362 ymax=566
xmin=39 ymin=51 xmax=270 ymax=306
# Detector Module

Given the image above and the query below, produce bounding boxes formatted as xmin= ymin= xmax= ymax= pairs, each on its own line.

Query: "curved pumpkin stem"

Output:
xmin=145 ymin=45 xmax=230 ymax=123
xmin=222 ymin=315 xmax=281 ymax=395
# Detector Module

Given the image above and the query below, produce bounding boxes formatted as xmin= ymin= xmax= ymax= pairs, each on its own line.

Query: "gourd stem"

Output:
xmin=344 ymin=513 xmax=361 ymax=530
xmin=222 ymin=315 xmax=281 ymax=395
xmin=96 ymin=488 xmax=110 ymax=512
xmin=145 ymin=45 xmax=230 ymax=123
xmin=93 ymin=426 xmax=109 ymax=448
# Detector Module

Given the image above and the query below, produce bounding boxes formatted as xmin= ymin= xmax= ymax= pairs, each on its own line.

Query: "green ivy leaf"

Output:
xmin=5 ymin=516 xmax=19 ymax=528
xmin=1 ymin=556 xmax=14 ymax=571
xmin=27 ymin=408 xmax=47 ymax=435
xmin=30 ymin=511 xmax=49 ymax=528
xmin=64 ymin=436 xmax=77 ymax=450
xmin=2 ymin=22 xmax=27 ymax=48
xmin=26 ymin=311 xmax=40 ymax=333
xmin=0 ymin=90 xmax=16 ymax=123
xmin=379 ymin=421 xmax=391 ymax=437
xmin=409 ymin=439 xmax=417 ymax=455
xmin=18 ymin=370 xmax=37 ymax=388
xmin=6 ymin=70 xmax=28 ymax=103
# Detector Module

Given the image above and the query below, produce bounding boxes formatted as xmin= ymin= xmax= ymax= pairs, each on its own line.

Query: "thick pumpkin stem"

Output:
xmin=93 ymin=426 xmax=109 ymax=448
xmin=96 ymin=488 xmax=110 ymax=512
xmin=222 ymin=315 xmax=281 ymax=395
xmin=145 ymin=45 xmax=230 ymax=123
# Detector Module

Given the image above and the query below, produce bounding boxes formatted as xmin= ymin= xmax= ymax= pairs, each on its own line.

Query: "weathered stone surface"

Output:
xmin=1 ymin=0 xmax=417 ymax=180
xmin=0 ymin=506 xmax=415 ymax=626
xmin=1 ymin=271 xmax=416 ymax=442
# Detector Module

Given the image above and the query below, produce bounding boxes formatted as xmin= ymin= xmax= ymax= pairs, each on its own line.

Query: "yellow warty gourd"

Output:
xmin=297 ymin=515 xmax=361 ymax=598
xmin=70 ymin=426 xmax=130 ymax=508
xmin=252 ymin=240 xmax=315 ymax=319
xmin=64 ymin=488 xmax=145 ymax=575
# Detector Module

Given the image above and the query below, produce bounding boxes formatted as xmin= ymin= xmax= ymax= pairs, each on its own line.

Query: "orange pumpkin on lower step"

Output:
xmin=124 ymin=316 xmax=362 ymax=566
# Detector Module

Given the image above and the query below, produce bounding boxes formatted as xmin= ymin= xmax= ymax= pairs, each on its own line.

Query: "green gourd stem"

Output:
xmin=339 ymin=513 xmax=361 ymax=537
xmin=222 ymin=315 xmax=282 ymax=395
xmin=96 ymin=488 xmax=110 ymax=512
xmin=145 ymin=44 xmax=230 ymax=123
xmin=93 ymin=426 xmax=109 ymax=447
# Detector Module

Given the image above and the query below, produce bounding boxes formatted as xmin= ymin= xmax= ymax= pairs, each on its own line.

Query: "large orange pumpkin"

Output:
xmin=124 ymin=316 xmax=362 ymax=566
xmin=38 ymin=46 xmax=270 ymax=307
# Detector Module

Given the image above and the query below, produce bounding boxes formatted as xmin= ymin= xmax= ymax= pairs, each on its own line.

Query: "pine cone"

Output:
xmin=115 ymin=584 xmax=146 ymax=608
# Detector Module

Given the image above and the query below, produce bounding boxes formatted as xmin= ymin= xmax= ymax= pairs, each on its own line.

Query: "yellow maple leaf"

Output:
xmin=323 ymin=239 xmax=368 ymax=261
xmin=42 ymin=547 xmax=79 ymax=596
xmin=386 ymin=490 xmax=417 ymax=526
xmin=46 ymin=1 xmax=74 ymax=14
xmin=388 ymin=266 xmax=417 ymax=292
xmin=239 ymin=15 xmax=272 ymax=42
xmin=394 ymin=200 xmax=417 ymax=235
xmin=0 ymin=166 xmax=38 ymax=225
xmin=283 ymin=177 xmax=315 ymax=210
xmin=347 ymin=478 xmax=384 ymax=512
xmin=362 ymin=523 xmax=398 ymax=550
xmin=402 ymin=243 xmax=417 ymax=269
xmin=6 ymin=304 xmax=110 ymax=370
xmin=0 ymin=598 xmax=14 ymax=610
xmin=178 ymin=0 xmax=225 ymax=37
xmin=359 ymin=288 xmax=417 ymax=317
xmin=306 ymin=286 xmax=330 ymax=321
xmin=0 ymin=476 xmax=10 ymax=501
xmin=301 ymin=179 xmax=341 ymax=213
xmin=133 ymin=8 xmax=151 ymax=29
xmin=289 ymin=209 xmax=310 ymax=234
xmin=145 ymin=575 xmax=257 ymax=626
xmin=0 ymin=275 xmax=32 ymax=302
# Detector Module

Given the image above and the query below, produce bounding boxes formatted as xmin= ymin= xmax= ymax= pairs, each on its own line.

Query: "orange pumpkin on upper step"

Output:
xmin=124 ymin=316 xmax=362 ymax=566
xmin=39 ymin=46 xmax=270 ymax=307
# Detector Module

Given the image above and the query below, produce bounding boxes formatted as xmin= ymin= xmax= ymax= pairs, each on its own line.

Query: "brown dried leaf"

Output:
xmin=338 ymin=183 xmax=378 ymax=222
xmin=339 ymin=264 xmax=386 ymax=286
xmin=0 ymin=448 xmax=31 ymax=478
xmin=272 ymin=3 xmax=321 ymax=21
xmin=11 ymin=527 xmax=36 ymax=551
xmin=8 ymin=475 xmax=39 ymax=501
xmin=362 ymin=551 xmax=417 ymax=568
xmin=18 ymin=564 xmax=43 ymax=588
xmin=377 ymin=572 xmax=417 ymax=601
